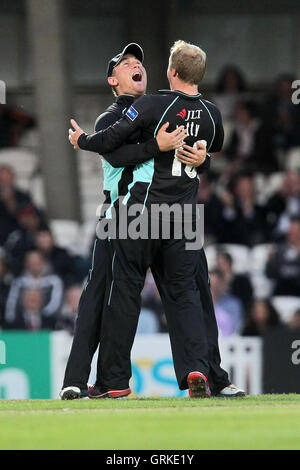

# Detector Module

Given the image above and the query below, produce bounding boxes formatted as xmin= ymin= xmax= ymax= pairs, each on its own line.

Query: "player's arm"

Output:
xmin=101 ymin=122 xmax=187 ymax=168
xmin=91 ymin=110 xmax=156 ymax=167
xmin=69 ymin=95 xmax=152 ymax=154
xmin=69 ymin=109 xmax=144 ymax=154
xmin=197 ymin=153 xmax=211 ymax=174
xmin=69 ymin=96 xmax=186 ymax=159
xmin=77 ymin=109 xmax=146 ymax=167
xmin=207 ymin=105 xmax=225 ymax=153
xmin=72 ymin=116 xmax=137 ymax=154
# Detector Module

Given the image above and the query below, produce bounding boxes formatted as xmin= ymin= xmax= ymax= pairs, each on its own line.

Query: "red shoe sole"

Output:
xmin=107 ymin=388 xmax=131 ymax=399
xmin=187 ymin=372 xmax=211 ymax=398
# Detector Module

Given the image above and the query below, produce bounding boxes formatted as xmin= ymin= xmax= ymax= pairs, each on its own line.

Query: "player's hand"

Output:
xmin=156 ymin=122 xmax=188 ymax=152
xmin=68 ymin=119 xmax=84 ymax=149
xmin=176 ymin=140 xmax=207 ymax=167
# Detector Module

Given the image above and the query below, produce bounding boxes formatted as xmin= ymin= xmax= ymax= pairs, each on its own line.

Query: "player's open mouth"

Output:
xmin=132 ymin=72 xmax=142 ymax=82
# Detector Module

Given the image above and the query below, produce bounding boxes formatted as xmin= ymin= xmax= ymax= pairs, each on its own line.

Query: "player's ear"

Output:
xmin=108 ymin=76 xmax=118 ymax=87
xmin=170 ymin=68 xmax=177 ymax=79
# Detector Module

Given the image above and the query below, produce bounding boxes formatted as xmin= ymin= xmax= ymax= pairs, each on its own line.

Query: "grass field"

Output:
xmin=0 ymin=395 xmax=300 ymax=450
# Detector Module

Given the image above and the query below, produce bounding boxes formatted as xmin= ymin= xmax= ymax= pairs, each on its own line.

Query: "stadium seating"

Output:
xmin=0 ymin=148 xmax=38 ymax=191
xmin=254 ymin=173 xmax=267 ymax=204
xmin=1 ymin=142 xmax=299 ymax=332
xmin=271 ymin=296 xmax=300 ymax=323
xmin=286 ymin=147 xmax=300 ymax=172
xmin=18 ymin=129 xmax=39 ymax=151
xmin=76 ymin=220 xmax=97 ymax=256
xmin=77 ymin=147 xmax=102 ymax=177
xmin=250 ymin=272 xmax=273 ymax=299
xmin=29 ymin=173 xmax=46 ymax=208
xmin=264 ymin=172 xmax=284 ymax=199
xmin=218 ymin=244 xmax=250 ymax=273
xmin=204 ymin=244 xmax=217 ymax=270
xmin=205 ymin=243 xmax=271 ymax=276
xmin=250 ymin=244 xmax=273 ymax=273
xmin=0 ymin=143 xmax=104 ymax=222
xmin=249 ymin=244 xmax=274 ymax=298
xmin=205 ymin=243 xmax=252 ymax=274
xmin=77 ymin=146 xmax=104 ymax=221
xmin=49 ymin=219 xmax=80 ymax=253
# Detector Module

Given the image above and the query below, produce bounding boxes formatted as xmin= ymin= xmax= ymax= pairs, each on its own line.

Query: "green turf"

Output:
xmin=0 ymin=395 xmax=300 ymax=450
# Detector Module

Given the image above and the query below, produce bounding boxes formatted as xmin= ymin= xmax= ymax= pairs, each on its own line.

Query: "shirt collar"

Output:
xmin=159 ymin=89 xmax=202 ymax=100
xmin=116 ymin=94 xmax=135 ymax=107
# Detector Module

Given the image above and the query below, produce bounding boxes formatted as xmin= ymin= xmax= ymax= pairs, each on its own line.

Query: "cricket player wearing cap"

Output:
xmin=60 ymin=43 xmax=194 ymax=400
xmin=69 ymin=41 xmax=245 ymax=399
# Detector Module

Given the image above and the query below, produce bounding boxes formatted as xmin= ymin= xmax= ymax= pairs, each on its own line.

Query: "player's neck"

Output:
xmin=170 ymin=80 xmax=199 ymax=96
xmin=117 ymin=89 xmax=145 ymax=100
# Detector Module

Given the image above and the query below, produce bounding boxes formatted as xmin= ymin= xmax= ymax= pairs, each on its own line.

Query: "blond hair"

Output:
xmin=169 ymin=40 xmax=206 ymax=85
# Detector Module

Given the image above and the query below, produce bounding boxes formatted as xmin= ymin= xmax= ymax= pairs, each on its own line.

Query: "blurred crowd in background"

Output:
xmin=1 ymin=66 xmax=300 ymax=337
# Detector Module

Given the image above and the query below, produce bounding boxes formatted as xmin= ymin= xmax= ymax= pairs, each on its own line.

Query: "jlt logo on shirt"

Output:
xmin=176 ymin=109 xmax=203 ymax=121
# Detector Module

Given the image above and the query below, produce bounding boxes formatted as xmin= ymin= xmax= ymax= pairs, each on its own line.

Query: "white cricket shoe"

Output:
xmin=59 ymin=386 xmax=81 ymax=400
xmin=216 ymin=384 xmax=246 ymax=397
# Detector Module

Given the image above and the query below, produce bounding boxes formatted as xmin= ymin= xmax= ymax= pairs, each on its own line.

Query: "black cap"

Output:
xmin=106 ymin=43 xmax=144 ymax=78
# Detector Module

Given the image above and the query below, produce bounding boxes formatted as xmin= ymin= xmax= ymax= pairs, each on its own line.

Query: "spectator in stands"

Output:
xmin=264 ymin=170 xmax=300 ymax=241
xmin=6 ymin=288 xmax=46 ymax=330
xmin=266 ymin=217 xmax=300 ymax=296
xmin=34 ymin=229 xmax=82 ymax=287
xmin=0 ymin=252 xmax=11 ymax=329
xmin=212 ymin=65 xmax=248 ymax=122
xmin=56 ymin=285 xmax=82 ymax=335
xmin=22 ymin=288 xmax=45 ymax=330
xmin=216 ymin=251 xmax=253 ymax=315
xmin=4 ymin=250 xmax=63 ymax=329
xmin=242 ymin=299 xmax=282 ymax=336
xmin=288 ymin=309 xmax=300 ymax=330
xmin=262 ymin=74 xmax=300 ymax=153
xmin=0 ymin=165 xmax=47 ymax=272
xmin=225 ymin=100 xmax=276 ymax=174
xmin=0 ymin=105 xmax=35 ymax=148
xmin=4 ymin=203 xmax=48 ymax=275
xmin=0 ymin=166 xmax=33 ymax=214
xmin=209 ymin=268 xmax=244 ymax=337
xmin=217 ymin=172 xmax=267 ymax=246
xmin=0 ymin=165 xmax=32 ymax=245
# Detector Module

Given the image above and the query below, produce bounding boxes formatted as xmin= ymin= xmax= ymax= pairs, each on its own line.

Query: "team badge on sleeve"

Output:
xmin=126 ymin=106 xmax=139 ymax=121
